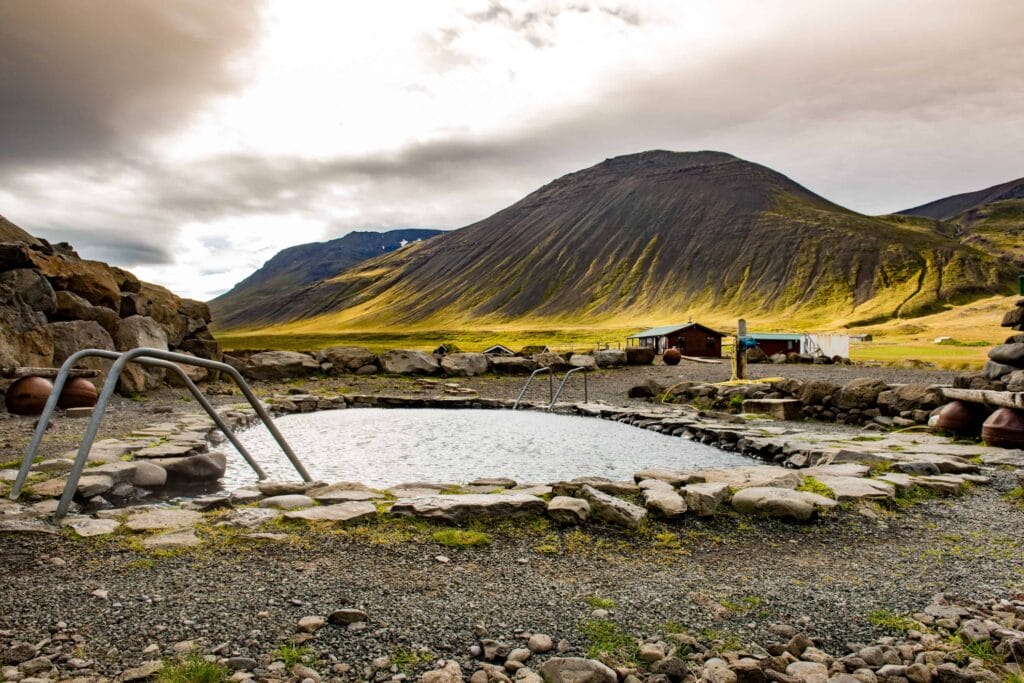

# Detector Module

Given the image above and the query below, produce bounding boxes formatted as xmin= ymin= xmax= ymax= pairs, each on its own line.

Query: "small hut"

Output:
xmin=482 ymin=344 xmax=515 ymax=356
xmin=626 ymin=322 xmax=724 ymax=358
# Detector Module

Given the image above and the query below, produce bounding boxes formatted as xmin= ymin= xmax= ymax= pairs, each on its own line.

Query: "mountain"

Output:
xmin=209 ymin=228 xmax=443 ymax=329
xmin=214 ymin=150 xmax=1015 ymax=333
xmin=899 ymin=177 xmax=1024 ymax=220
xmin=897 ymin=178 xmax=1024 ymax=269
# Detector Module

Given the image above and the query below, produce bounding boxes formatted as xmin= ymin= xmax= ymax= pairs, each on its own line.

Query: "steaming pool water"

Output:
xmin=223 ymin=408 xmax=751 ymax=489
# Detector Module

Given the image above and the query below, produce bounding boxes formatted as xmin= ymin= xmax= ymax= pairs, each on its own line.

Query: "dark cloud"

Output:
xmin=0 ymin=0 xmax=263 ymax=168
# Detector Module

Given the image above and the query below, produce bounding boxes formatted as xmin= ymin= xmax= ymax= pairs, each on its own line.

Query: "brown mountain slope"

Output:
xmin=218 ymin=151 xmax=1014 ymax=333
xmin=899 ymin=177 xmax=1024 ymax=221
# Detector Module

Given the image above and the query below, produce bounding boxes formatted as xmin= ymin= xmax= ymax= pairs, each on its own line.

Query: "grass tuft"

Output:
xmin=1005 ymin=487 xmax=1024 ymax=509
xmin=584 ymin=596 xmax=616 ymax=610
xmin=431 ymin=529 xmax=491 ymax=548
xmin=270 ymin=644 xmax=314 ymax=669
xmin=578 ymin=619 xmax=638 ymax=665
xmin=156 ymin=655 xmax=230 ymax=683
xmin=866 ymin=609 xmax=923 ymax=633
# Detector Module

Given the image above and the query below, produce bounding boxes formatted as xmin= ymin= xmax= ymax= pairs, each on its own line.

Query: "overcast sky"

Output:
xmin=1 ymin=0 xmax=1022 ymax=300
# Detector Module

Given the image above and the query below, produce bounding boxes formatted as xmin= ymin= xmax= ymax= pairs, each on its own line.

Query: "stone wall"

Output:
xmin=951 ymin=297 xmax=1024 ymax=391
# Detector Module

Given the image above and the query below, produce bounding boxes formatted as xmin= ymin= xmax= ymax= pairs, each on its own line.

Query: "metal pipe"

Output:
xmin=512 ymin=366 xmax=553 ymax=410
xmin=9 ymin=350 xmax=268 ymax=499
xmin=550 ymin=367 xmax=589 ymax=410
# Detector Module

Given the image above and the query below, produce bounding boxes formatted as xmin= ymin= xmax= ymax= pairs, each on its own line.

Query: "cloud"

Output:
xmin=0 ymin=0 xmax=263 ymax=169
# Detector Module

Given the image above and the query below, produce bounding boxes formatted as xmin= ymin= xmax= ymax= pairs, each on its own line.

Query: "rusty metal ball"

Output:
xmin=933 ymin=400 xmax=987 ymax=436
xmin=58 ymin=377 xmax=98 ymax=409
xmin=662 ymin=348 xmax=682 ymax=366
xmin=4 ymin=376 xmax=54 ymax=416
xmin=981 ymin=407 xmax=1024 ymax=449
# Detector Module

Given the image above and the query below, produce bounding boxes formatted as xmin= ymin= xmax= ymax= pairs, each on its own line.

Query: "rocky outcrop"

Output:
xmin=0 ymin=219 xmax=222 ymax=403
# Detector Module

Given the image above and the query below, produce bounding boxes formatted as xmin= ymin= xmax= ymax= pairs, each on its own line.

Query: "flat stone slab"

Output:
xmin=390 ymin=493 xmax=546 ymax=522
xmin=217 ymin=508 xmax=280 ymax=530
xmin=742 ymin=398 xmax=802 ymax=420
xmin=812 ymin=475 xmax=894 ymax=502
xmin=643 ymin=488 xmax=687 ymax=518
xmin=731 ymin=487 xmax=837 ymax=521
xmin=703 ymin=465 xmax=802 ymax=490
xmin=802 ymin=463 xmax=870 ymax=478
xmin=0 ymin=519 xmax=58 ymax=534
xmin=307 ymin=485 xmax=383 ymax=504
xmin=547 ymin=496 xmax=590 ymax=524
xmin=260 ymin=494 xmax=315 ymax=510
xmin=683 ymin=482 xmax=731 ymax=517
xmin=124 ymin=508 xmax=203 ymax=531
xmin=142 ymin=528 xmax=201 ymax=549
xmin=632 ymin=468 xmax=705 ymax=486
xmin=133 ymin=442 xmax=203 ymax=459
xmin=62 ymin=516 xmax=119 ymax=537
xmin=578 ymin=485 xmax=647 ymax=528
xmin=283 ymin=501 xmax=377 ymax=523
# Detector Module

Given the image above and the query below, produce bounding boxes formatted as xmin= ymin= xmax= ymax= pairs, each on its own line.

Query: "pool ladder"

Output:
xmin=512 ymin=366 xmax=588 ymax=411
xmin=9 ymin=347 xmax=311 ymax=520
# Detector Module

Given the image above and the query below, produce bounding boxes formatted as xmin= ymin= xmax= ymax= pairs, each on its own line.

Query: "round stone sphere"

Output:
xmin=662 ymin=348 xmax=682 ymax=366
xmin=933 ymin=400 xmax=986 ymax=437
xmin=58 ymin=377 xmax=98 ymax=409
xmin=4 ymin=376 xmax=54 ymax=416
xmin=981 ymin=407 xmax=1024 ymax=449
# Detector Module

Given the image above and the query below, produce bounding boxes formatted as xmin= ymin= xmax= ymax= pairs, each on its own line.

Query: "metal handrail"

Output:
xmin=9 ymin=347 xmax=311 ymax=519
xmin=512 ymin=367 xmax=554 ymax=410
xmin=549 ymin=366 xmax=589 ymax=410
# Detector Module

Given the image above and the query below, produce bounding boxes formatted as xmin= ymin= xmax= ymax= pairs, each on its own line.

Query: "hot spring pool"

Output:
xmin=223 ymin=408 xmax=750 ymax=488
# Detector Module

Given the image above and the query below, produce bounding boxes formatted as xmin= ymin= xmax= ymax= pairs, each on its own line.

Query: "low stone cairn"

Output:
xmin=951 ymin=297 xmax=1024 ymax=392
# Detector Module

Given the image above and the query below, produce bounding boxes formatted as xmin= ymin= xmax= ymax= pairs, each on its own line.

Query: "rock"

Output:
xmin=471 ymin=477 xmax=517 ymax=488
xmin=121 ymin=660 xmax=164 ymax=682
xmin=593 ymin=349 xmax=627 ymax=368
xmin=578 ymin=485 xmax=647 ymax=528
xmin=260 ymin=494 xmax=315 ymax=510
xmin=379 ymin=349 xmax=441 ymax=374
xmin=1006 ymin=369 xmax=1024 ymax=392
xmin=786 ymin=662 xmax=828 ymax=683
xmin=283 ymin=501 xmax=377 ymax=523
xmin=683 ymin=482 xmax=731 ymax=516
xmin=702 ymin=466 xmax=802 ymax=490
xmin=131 ymin=461 xmax=168 ymax=488
xmin=243 ymin=351 xmax=320 ymax=380
xmin=958 ymin=619 xmax=990 ymax=643
xmin=224 ymin=657 xmax=258 ymax=672
xmin=625 ymin=347 xmax=656 ymax=365
xmin=810 ymin=475 xmax=894 ymax=502
xmin=538 ymin=658 xmax=617 ymax=683
xmin=0 ymin=268 xmax=56 ymax=313
xmin=113 ymin=315 xmax=169 ymax=393
xmin=390 ymin=493 xmax=546 ymax=522
xmin=259 ymin=480 xmax=312 ymax=496
xmin=307 ymin=484 xmax=382 ymax=504
xmin=296 ymin=615 xmax=325 ymax=633
xmin=651 ymin=657 xmax=690 ymax=683
xmin=141 ymin=528 xmax=201 ymax=549
xmin=440 ymin=352 xmax=489 ymax=377
xmin=124 ymin=508 xmax=203 ymax=531
xmin=61 ymin=516 xmax=119 ymax=537
xmin=876 ymin=385 xmax=943 ymax=413
xmin=634 ymin=468 xmax=704 ymax=486
xmin=3 ymin=643 xmax=39 ymax=665
xmin=48 ymin=320 xmax=115 ymax=374
xmin=328 ymin=608 xmax=369 ymax=625
xmin=981 ymin=360 xmax=1015 ymax=380
xmin=156 ymin=452 xmax=227 ymax=482
xmin=218 ymin=508 xmax=279 ymax=529
xmin=643 ymin=488 xmax=687 ymax=518
xmin=742 ymin=399 xmax=802 ymax=420
xmin=989 ymin=343 xmax=1024 ymax=366
xmin=799 ymin=381 xmax=840 ymax=406
xmin=421 ymin=661 xmax=463 ymax=683
xmin=730 ymin=487 xmax=837 ymax=521
xmin=569 ymin=354 xmax=598 ymax=370
xmin=321 ymin=346 xmax=376 ymax=372
xmin=527 ymin=634 xmax=554 ymax=654
xmin=488 ymin=356 xmax=538 ymax=375
xmin=546 ymin=496 xmax=590 ymax=524
xmin=534 ymin=352 xmax=571 ymax=371
xmin=639 ymin=643 xmax=666 ymax=663
xmin=836 ymin=378 xmax=888 ymax=410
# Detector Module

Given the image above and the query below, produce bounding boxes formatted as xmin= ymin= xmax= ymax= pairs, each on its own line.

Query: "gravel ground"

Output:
xmin=4 ymin=361 xmax=1021 ymax=678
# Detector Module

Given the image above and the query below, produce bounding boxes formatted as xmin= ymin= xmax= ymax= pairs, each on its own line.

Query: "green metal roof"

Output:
xmin=749 ymin=332 xmax=803 ymax=341
xmin=628 ymin=322 xmax=724 ymax=338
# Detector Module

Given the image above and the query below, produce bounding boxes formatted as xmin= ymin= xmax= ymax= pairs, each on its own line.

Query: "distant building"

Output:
xmin=749 ymin=332 xmax=850 ymax=358
xmin=518 ymin=345 xmax=551 ymax=356
xmin=482 ymin=344 xmax=515 ymax=356
xmin=626 ymin=322 xmax=724 ymax=357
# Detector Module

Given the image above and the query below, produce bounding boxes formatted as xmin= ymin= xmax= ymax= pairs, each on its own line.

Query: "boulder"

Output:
xmin=534 ymin=352 xmax=571 ymax=371
xmin=836 ymin=378 xmax=888 ymax=410
xmin=283 ymin=501 xmax=377 ymax=523
xmin=569 ymin=354 xmax=597 ymax=370
xmin=702 ymin=465 xmax=802 ymax=489
xmin=981 ymin=360 xmax=1015 ymax=380
xmin=390 ymin=493 xmax=546 ymax=522
xmin=593 ymin=349 xmax=627 ymax=368
xmin=634 ymin=468 xmax=704 ymax=486
xmin=243 ymin=351 xmax=320 ymax=380
xmin=546 ymin=496 xmax=590 ymax=524
xmin=51 ymin=290 xmax=118 ymax=333
xmin=124 ymin=508 xmax=203 ymax=531
xmin=487 ymin=356 xmax=538 ymax=375
xmin=138 ymin=282 xmax=187 ymax=346
xmin=989 ymin=343 xmax=1024 ymax=367
xmin=0 ymin=268 xmax=56 ymax=313
xmin=320 ymin=346 xmax=376 ymax=372
xmin=682 ymin=482 xmax=731 ymax=516
xmin=1006 ymin=370 xmax=1024 ymax=392
xmin=0 ymin=312 xmax=52 ymax=367
xmin=156 ymin=452 xmax=227 ymax=483
xmin=33 ymin=253 xmax=120 ymax=310
xmin=642 ymin=488 xmax=687 ymax=518
xmin=730 ymin=487 xmax=837 ymax=521
xmin=578 ymin=485 xmax=646 ymax=528
xmin=798 ymin=380 xmax=839 ymax=406
xmin=625 ymin=347 xmax=656 ymax=365
xmin=876 ymin=384 xmax=943 ymax=413
xmin=379 ymin=349 xmax=441 ymax=375
xmin=440 ymin=352 xmax=489 ymax=377
xmin=538 ymin=658 xmax=617 ymax=683
xmin=47 ymin=320 xmax=115 ymax=374
xmin=179 ymin=299 xmax=212 ymax=324
xmin=810 ymin=475 xmax=894 ymax=502
xmin=114 ymin=315 xmax=169 ymax=393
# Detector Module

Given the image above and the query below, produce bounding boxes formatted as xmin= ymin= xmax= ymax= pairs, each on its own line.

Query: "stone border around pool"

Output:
xmin=3 ymin=389 xmax=1022 ymax=540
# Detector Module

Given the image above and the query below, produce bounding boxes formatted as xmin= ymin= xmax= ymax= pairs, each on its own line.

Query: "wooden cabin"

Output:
xmin=482 ymin=344 xmax=515 ymax=356
xmin=748 ymin=333 xmax=803 ymax=357
xmin=626 ymin=322 xmax=724 ymax=358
